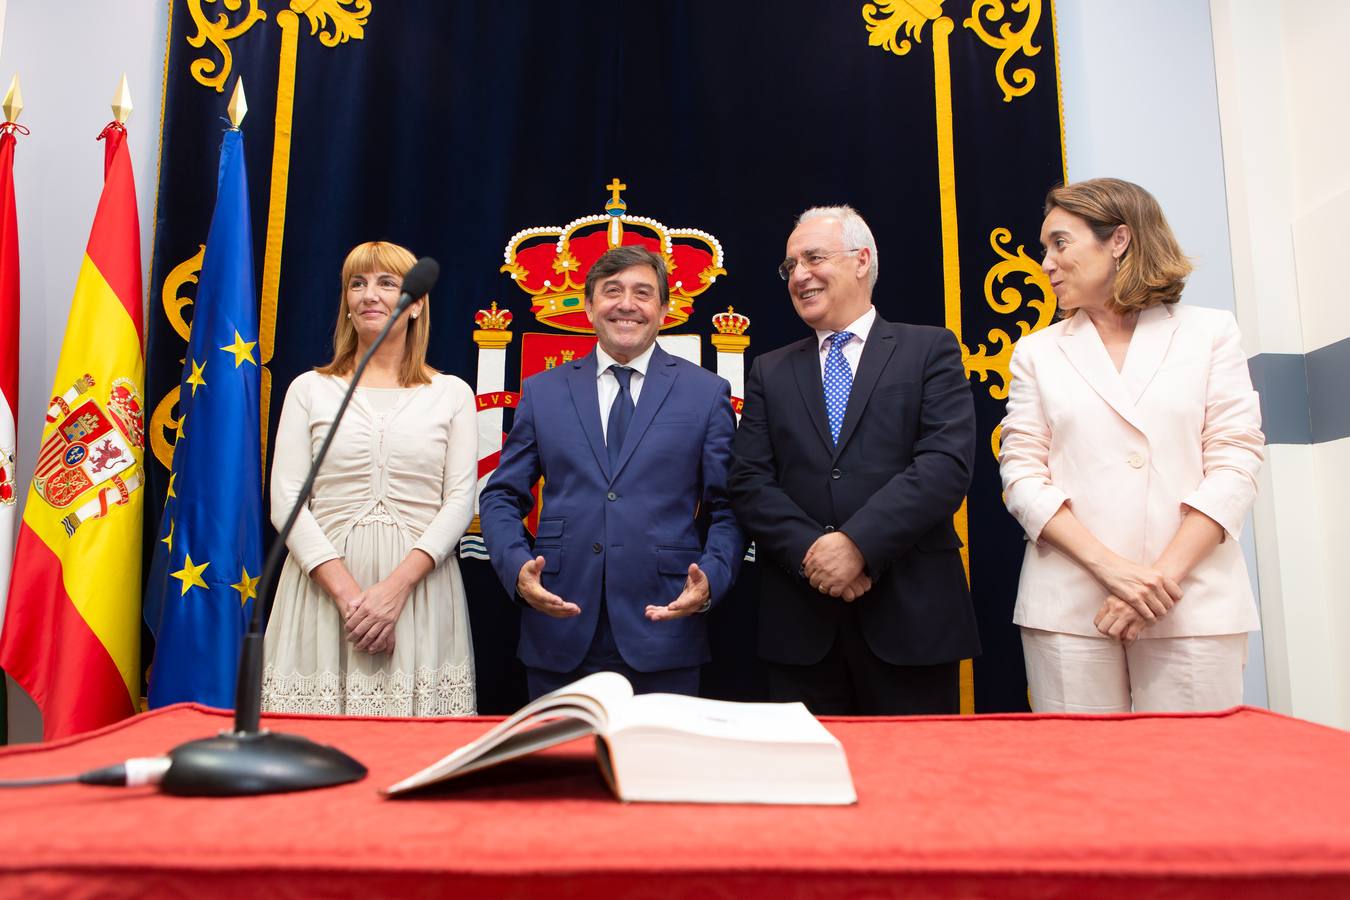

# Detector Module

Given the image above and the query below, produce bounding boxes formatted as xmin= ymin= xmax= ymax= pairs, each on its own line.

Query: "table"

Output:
xmin=1 ymin=703 xmax=1347 ymax=898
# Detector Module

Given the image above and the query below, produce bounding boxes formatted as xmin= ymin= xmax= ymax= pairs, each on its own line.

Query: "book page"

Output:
xmin=384 ymin=671 xmax=635 ymax=796
xmin=609 ymin=693 xmax=836 ymax=744
xmin=549 ymin=670 xmax=634 ymax=713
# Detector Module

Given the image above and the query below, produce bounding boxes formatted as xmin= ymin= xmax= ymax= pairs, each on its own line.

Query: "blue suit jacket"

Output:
xmin=479 ymin=344 xmax=744 ymax=673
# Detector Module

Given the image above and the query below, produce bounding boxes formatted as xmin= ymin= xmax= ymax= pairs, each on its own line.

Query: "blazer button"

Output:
xmin=592 ymin=542 xmax=603 ymax=553
xmin=1127 ymin=452 xmax=1145 ymax=469
xmin=831 ymin=468 xmax=842 ymax=480
xmin=824 ymin=525 xmax=836 ymax=533
xmin=607 ymin=491 xmax=618 ymax=501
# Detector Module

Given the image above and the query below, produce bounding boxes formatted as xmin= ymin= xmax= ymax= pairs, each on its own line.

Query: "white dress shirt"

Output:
xmin=595 ymin=342 xmax=655 ymax=442
xmin=814 ymin=305 xmax=876 ymax=378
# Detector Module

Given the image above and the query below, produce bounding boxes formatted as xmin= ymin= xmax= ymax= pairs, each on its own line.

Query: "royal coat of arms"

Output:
xmin=32 ymin=374 xmax=145 ymax=535
xmin=460 ymin=179 xmax=751 ymax=556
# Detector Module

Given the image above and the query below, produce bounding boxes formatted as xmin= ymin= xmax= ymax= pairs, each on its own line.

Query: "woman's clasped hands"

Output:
xmin=1089 ymin=556 xmax=1183 ymax=645
xmin=342 ymin=575 xmax=414 ymax=656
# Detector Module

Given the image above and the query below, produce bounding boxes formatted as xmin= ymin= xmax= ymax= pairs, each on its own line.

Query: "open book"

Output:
xmin=384 ymin=671 xmax=857 ymax=805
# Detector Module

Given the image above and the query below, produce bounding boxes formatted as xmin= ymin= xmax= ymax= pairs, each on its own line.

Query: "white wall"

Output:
xmin=1056 ymin=0 xmax=1268 ymax=708
xmin=1057 ymin=0 xmax=1237 ymax=313
xmin=1211 ymin=0 xmax=1350 ymax=728
xmin=0 ymin=0 xmax=168 ymax=742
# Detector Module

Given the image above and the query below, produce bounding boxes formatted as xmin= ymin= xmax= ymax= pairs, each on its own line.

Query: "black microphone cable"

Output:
xmin=0 ymin=756 xmax=171 ymax=788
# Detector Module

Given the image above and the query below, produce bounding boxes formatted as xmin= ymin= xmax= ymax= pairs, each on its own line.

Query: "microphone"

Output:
xmin=158 ymin=257 xmax=441 ymax=796
xmin=394 ymin=256 xmax=438 ymax=314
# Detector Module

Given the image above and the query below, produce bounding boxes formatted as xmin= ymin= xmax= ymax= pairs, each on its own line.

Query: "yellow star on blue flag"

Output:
xmin=170 ymin=554 xmax=210 ymax=596
xmin=220 ymin=331 xmax=257 ymax=368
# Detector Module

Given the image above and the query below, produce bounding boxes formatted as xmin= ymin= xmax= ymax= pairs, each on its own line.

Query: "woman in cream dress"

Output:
xmin=262 ymin=241 xmax=477 ymax=716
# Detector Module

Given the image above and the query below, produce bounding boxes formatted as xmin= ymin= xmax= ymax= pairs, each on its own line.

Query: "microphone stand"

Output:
xmin=159 ymin=279 xmax=429 ymax=796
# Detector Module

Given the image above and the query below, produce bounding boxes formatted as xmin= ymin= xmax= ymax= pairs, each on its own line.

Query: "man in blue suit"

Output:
xmin=480 ymin=246 xmax=744 ymax=699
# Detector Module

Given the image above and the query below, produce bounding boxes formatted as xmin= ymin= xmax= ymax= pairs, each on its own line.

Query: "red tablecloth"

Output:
xmin=0 ymin=704 xmax=1346 ymax=898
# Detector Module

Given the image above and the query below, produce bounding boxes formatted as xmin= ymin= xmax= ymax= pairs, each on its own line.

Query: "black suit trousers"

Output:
xmin=766 ymin=603 xmax=960 ymax=715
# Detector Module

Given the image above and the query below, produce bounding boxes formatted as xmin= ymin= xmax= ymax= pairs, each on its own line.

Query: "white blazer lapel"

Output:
xmin=1120 ymin=304 xmax=1181 ymax=404
xmin=1056 ymin=313 xmax=1149 ymax=436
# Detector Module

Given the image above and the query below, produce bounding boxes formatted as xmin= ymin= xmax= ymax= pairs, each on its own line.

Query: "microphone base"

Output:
xmin=161 ymin=730 xmax=367 ymax=796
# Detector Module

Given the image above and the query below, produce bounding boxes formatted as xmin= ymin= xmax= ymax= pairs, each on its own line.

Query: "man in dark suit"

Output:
xmin=480 ymin=246 xmax=744 ymax=700
xmin=729 ymin=205 xmax=979 ymax=714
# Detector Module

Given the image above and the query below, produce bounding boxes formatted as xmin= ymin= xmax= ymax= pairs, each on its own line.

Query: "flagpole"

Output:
xmin=0 ymin=73 xmax=26 ymax=746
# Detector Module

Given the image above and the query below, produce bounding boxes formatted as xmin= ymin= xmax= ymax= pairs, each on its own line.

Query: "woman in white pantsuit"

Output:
xmin=999 ymin=178 xmax=1264 ymax=712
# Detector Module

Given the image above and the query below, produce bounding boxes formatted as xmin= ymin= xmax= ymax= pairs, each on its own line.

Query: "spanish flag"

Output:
xmin=0 ymin=122 xmax=144 ymax=739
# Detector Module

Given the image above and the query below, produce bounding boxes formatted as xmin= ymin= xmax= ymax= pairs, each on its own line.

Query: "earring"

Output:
xmin=1114 ymin=257 xmax=1121 ymax=273
xmin=346 ymin=312 xmax=352 ymax=319
xmin=411 ymin=313 xmax=418 ymax=320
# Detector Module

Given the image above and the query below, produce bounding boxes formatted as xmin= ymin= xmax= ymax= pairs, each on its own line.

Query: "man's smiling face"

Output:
xmin=584 ymin=263 xmax=667 ymax=364
xmin=784 ymin=216 xmax=871 ymax=332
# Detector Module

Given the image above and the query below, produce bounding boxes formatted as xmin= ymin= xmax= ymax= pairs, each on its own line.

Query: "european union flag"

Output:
xmin=145 ymin=126 xmax=261 ymax=708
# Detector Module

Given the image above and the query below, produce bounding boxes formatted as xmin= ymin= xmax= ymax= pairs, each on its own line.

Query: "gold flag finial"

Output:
xmin=2 ymin=74 xmax=23 ymax=123
xmin=111 ymin=73 xmax=133 ymax=124
xmin=227 ymin=76 xmax=248 ymax=128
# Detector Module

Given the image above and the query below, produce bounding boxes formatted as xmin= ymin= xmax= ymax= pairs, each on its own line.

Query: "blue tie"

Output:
xmin=823 ymin=331 xmax=854 ymax=445
xmin=607 ymin=365 xmax=635 ymax=469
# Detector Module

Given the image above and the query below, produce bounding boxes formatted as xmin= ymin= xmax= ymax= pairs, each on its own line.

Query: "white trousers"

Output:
xmin=1021 ymin=628 xmax=1248 ymax=713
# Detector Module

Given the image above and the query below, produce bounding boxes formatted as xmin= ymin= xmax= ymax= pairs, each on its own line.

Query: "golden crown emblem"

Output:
xmin=500 ymin=178 xmax=726 ymax=334
xmin=474 ymin=302 xmax=513 ymax=331
xmin=712 ymin=306 xmax=750 ymax=335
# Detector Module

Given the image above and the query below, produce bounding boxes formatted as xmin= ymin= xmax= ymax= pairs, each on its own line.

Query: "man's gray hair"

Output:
xmin=796 ymin=205 xmax=879 ymax=290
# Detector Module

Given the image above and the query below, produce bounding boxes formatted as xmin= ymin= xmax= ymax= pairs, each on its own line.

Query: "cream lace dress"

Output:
xmin=261 ymin=371 xmax=477 ymax=716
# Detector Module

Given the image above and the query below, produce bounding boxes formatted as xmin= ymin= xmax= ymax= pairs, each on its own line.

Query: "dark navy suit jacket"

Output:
xmin=729 ymin=316 xmax=981 ymax=667
xmin=479 ymin=344 xmax=744 ymax=673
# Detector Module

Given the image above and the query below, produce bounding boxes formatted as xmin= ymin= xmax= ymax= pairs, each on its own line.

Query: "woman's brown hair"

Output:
xmin=315 ymin=241 xmax=437 ymax=386
xmin=1045 ymin=178 xmax=1192 ymax=313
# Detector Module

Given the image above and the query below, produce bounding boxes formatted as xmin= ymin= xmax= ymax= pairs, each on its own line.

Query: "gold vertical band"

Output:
xmin=932 ymin=16 xmax=961 ymax=341
xmin=1048 ymin=0 xmax=1069 ymax=183
xmin=931 ymin=16 xmax=974 ymax=715
xmin=258 ymin=9 xmax=301 ymax=461
xmin=956 ymin=497 xmax=974 ymax=714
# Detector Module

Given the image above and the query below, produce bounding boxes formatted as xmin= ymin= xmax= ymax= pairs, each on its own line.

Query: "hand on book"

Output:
xmin=517 ymin=556 xmax=581 ymax=617
xmin=645 ymin=563 xmax=710 ymax=621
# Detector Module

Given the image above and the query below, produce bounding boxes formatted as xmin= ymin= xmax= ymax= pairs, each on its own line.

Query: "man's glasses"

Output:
xmin=778 ymin=248 xmax=862 ymax=281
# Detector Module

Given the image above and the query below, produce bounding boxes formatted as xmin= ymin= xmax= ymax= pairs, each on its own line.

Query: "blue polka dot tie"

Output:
xmin=607 ymin=365 xmax=635 ymax=469
xmin=823 ymin=331 xmax=854 ymax=445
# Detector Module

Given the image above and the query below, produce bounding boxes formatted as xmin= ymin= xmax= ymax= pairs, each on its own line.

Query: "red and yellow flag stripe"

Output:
xmin=0 ymin=124 xmax=143 ymax=740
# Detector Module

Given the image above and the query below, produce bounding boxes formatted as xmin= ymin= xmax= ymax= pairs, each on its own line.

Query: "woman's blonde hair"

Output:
xmin=315 ymin=241 xmax=437 ymax=386
xmin=1045 ymin=178 xmax=1192 ymax=313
